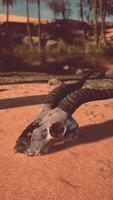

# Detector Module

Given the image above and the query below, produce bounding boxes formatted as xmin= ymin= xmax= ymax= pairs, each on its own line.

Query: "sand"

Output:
xmin=0 ymin=83 xmax=113 ymax=200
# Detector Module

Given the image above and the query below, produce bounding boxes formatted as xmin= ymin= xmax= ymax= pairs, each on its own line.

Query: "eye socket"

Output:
xmin=49 ymin=122 xmax=66 ymax=138
xmin=41 ymin=129 xmax=48 ymax=140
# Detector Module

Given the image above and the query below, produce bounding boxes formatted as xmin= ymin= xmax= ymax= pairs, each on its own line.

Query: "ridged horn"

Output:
xmin=45 ymin=71 xmax=94 ymax=108
xmin=59 ymin=88 xmax=113 ymax=115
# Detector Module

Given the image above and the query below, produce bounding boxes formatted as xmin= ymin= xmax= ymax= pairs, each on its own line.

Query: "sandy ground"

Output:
xmin=0 ymin=83 xmax=113 ymax=200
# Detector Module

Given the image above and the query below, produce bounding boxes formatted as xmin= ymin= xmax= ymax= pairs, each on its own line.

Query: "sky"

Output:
xmin=0 ymin=1 xmax=112 ymax=22
xmin=0 ymin=0 xmax=76 ymax=19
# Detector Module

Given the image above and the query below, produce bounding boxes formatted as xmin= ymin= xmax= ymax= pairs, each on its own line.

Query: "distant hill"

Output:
xmin=0 ymin=18 xmax=92 ymax=44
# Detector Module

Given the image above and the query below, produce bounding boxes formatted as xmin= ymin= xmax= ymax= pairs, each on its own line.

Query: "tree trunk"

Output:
xmin=93 ymin=0 xmax=99 ymax=45
xmin=5 ymin=1 xmax=9 ymax=36
xmin=26 ymin=0 xmax=33 ymax=48
xmin=52 ymin=0 xmax=56 ymax=21
xmin=80 ymin=0 xmax=86 ymax=40
xmin=99 ymin=0 xmax=106 ymax=43
xmin=62 ymin=9 xmax=66 ymax=20
xmin=36 ymin=0 xmax=41 ymax=52
xmin=62 ymin=0 xmax=66 ymax=20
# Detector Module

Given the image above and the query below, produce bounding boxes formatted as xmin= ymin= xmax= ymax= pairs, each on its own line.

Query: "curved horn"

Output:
xmin=45 ymin=71 xmax=93 ymax=109
xmin=59 ymin=88 xmax=113 ymax=115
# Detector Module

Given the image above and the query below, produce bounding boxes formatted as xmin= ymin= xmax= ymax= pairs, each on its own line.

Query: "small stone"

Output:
xmin=105 ymin=69 xmax=113 ymax=78
xmin=48 ymin=78 xmax=63 ymax=89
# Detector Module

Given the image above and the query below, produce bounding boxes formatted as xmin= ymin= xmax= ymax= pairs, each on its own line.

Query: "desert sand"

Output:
xmin=0 ymin=13 xmax=52 ymax=23
xmin=0 ymin=82 xmax=113 ymax=200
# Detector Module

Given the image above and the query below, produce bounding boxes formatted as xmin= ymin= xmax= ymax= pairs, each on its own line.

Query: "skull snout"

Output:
xmin=24 ymin=122 xmax=66 ymax=156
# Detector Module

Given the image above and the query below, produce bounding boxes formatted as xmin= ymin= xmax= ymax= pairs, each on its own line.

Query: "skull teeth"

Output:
xmin=25 ymin=148 xmax=43 ymax=156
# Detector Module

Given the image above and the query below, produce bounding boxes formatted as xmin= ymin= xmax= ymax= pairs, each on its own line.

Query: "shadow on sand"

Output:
xmin=0 ymin=94 xmax=46 ymax=109
xmin=0 ymin=89 xmax=9 ymax=92
xmin=47 ymin=119 xmax=113 ymax=155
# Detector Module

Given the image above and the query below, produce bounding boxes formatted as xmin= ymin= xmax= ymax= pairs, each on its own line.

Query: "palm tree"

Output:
xmin=29 ymin=0 xmax=42 ymax=51
xmin=60 ymin=0 xmax=66 ymax=20
xmin=85 ymin=0 xmax=100 ymax=43
xmin=1 ymin=0 xmax=13 ymax=35
xmin=99 ymin=0 xmax=113 ymax=44
xmin=45 ymin=0 xmax=72 ymax=21
xmin=52 ymin=0 xmax=56 ymax=20
xmin=26 ymin=0 xmax=33 ymax=47
xmin=36 ymin=0 xmax=41 ymax=52
xmin=60 ymin=0 xmax=72 ymax=20
xmin=93 ymin=0 xmax=99 ymax=45
xmin=79 ymin=0 xmax=87 ymax=40
xmin=99 ymin=0 xmax=106 ymax=43
xmin=79 ymin=0 xmax=84 ymax=23
xmin=46 ymin=0 xmax=57 ymax=21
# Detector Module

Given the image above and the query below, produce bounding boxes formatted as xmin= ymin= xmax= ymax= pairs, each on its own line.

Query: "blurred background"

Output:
xmin=0 ymin=0 xmax=113 ymax=77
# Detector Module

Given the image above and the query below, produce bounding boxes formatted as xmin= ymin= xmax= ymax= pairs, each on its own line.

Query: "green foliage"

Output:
xmin=45 ymin=0 xmax=73 ymax=20
xmin=99 ymin=43 xmax=113 ymax=55
xmin=84 ymin=42 xmax=100 ymax=53
xmin=57 ymin=38 xmax=69 ymax=52
xmin=14 ymin=44 xmax=46 ymax=63
xmin=1 ymin=0 xmax=14 ymax=6
xmin=84 ymin=42 xmax=113 ymax=58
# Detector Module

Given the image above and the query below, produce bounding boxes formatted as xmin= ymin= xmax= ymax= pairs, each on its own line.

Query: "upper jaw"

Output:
xmin=14 ymin=137 xmax=30 ymax=154
xmin=14 ymin=143 xmax=27 ymax=154
xmin=24 ymin=136 xmax=60 ymax=156
xmin=25 ymin=144 xmax=49 ymax=156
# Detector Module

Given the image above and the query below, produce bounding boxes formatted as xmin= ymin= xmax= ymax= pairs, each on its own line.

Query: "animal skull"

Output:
xmin=16 ymin=107 xmax=78 ymax=156
xmin=14 ymin=72 xmax=113 ymax=156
